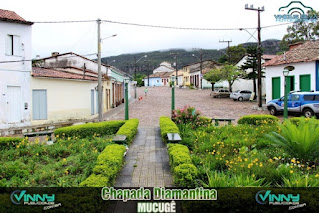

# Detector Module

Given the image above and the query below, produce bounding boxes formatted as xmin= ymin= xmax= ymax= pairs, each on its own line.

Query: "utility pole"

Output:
xmin=245 ymin=4 xmax=264 ymax=108
xmin=134 ymin=56 xmax=137 ymax=98
xmin=97 ymin=18 xmax=103 ymax=122
xmin=200 ymin=49 xmax=203 ymax=89
xmin=219 ymin=39 xmax=232 ymax=63
xmin=170 ymin=53 xmax=179 ymax=85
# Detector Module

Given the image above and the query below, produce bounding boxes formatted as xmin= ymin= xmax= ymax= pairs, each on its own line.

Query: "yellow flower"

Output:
xmin=315 ymin=174 xmax=319 ymax=178
xmin=244 ymin=158 xmax=248 ymax=162
xmin=36 ymin=153 xmax=39 ymax=156
xmin=252 ymin=174 xmax=255 ymax=177
xmin=268 ymin=159 xmax=273 ymax=163
xmin=259 ymin=163 xmax=263 ymax=167
xmin=291 ymin=159 xmax=296 ymax=163
xmin=68 ymin=137 xmax=71 ymax=140
xmin=16 ymin=145 xmax=20 ymax=149
xmin=56 ymin=135 xmax=59 ymax=138
xmin=290 ymin=170 xmax=293 ymax=174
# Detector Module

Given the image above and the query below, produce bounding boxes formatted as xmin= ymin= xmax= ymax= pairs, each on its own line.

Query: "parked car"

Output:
xmin=230 ymin=90 xmax=252 ymax=101
xmin=210 ymin=89 xmax=230 ymax=98
xmin=266 ymin=92 xmax=319 ymax=118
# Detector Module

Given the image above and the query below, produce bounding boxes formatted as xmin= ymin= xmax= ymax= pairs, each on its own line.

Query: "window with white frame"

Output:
xmin=6 ymin=35 xmax=20 ymax=56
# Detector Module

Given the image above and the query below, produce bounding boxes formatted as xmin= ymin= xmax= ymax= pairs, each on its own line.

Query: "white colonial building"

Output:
xmin=264 ymin=41 xmax=319 ymax=103
xmin=0 ymin=9 xmax=33 ymax=129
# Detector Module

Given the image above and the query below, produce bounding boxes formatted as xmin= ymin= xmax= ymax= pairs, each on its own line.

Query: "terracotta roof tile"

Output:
xmin=0 ymin=9 xmax=33 ymax=25
xmin=264 ymin=40 xmax=319 ymax=67
xmin=32 ymin=67 xmax=98 ymax=81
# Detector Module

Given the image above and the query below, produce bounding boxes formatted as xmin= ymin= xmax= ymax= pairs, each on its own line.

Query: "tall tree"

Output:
xmin=220 ymin=64 xmax=243 ymax=92
xmin=280 ymin=10 xmax=319 ymax=51
xmin=204 ymin=68 xmax=223 ymax=91
xmin=239 ymin=45 xmax=259 ymax=95
xmin=218 ymin=45 xmax=246 ymax=65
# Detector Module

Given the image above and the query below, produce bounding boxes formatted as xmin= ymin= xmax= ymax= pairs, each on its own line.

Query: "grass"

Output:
xmin=0 ymin=136 xmax=112 ymax=187
xmin=177 ymin=121 xmax=319 ymax=187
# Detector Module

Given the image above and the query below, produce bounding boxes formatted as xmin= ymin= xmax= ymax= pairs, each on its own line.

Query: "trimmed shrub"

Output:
xmin=80 ymin=144 xmax=126 ymax=187
xmin=0 ymin=137 xmax=23 ymax=148
xmin=159 ymin=116 xmax=180 ymax=143
xmin=54 ymin=120 xmax=125 ymax=138
xmin=168 ymin=144 xmax=191 ymax=167
xmin=238 ymin=114 xmax=279 ymax=126
xmin=174 ymin=164 xmax=198 ymax=187
xmin=167 ymin=144 xmax=198 ymax=187
xmin=115 ymin=119 xmax=139 ymax=145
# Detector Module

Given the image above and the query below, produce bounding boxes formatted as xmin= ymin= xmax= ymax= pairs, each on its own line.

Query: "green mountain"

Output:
xmin=102 ymin=39 xmax=280 ymax=75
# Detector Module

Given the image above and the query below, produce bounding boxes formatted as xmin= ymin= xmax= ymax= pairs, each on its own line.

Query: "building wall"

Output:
xmin=232 ymin=78 xmax=266 ymax=96
xmin=265 ymin=62 xmax=316 ymax=103
xmin=144 ymin=78 xmax=162 ymax=87
xmin=0 ymin=21 xmax=32 ymax=129
xmin=30 ymin=77 xmax=98 ymax=125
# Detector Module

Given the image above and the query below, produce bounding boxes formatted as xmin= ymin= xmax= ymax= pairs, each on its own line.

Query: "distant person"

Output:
xmin=145 ymin=87 xmax=148 ymax=97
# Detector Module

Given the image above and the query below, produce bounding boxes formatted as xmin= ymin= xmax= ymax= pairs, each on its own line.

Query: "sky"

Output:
xmin=2 ymin=0 xmax=319 ymax=59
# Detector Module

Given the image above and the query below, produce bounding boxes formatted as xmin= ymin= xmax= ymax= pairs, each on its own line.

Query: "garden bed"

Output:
xmin=0 ymin=120 xmax=137 ymax=187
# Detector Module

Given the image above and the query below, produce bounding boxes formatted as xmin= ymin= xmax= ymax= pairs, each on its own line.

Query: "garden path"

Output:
xmin=114 ymin=126 xmax=174 ymax=187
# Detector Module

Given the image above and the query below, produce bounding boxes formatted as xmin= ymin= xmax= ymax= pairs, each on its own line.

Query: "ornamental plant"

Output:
xmin=172 ymin=106 xmax=203 ymax=128
xmin=266 ymin=117 xmax=319 ymax=161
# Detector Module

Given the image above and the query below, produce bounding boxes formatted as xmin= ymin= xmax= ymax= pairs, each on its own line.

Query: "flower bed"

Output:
xmin=175 ymin=112 xmax=319 ymax=187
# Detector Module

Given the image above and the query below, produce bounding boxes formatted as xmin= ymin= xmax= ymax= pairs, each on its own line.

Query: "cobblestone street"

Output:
xmin=110 ymin=86 xmax=267 ymax=126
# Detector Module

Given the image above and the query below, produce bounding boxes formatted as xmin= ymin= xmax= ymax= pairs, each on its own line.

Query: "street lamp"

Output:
xmin=97 ymin=27 xmax=117 ymax=121
xmin=192 ymin=52 xmax=203 ymax=89
xmin=134 ymin=55 xmax=147 ymax=99
xmin=124 ymin=78 xmax=130 ymax=120
xmin=170 ymin=75 xmax=176 ymax=117
xmin=283 ymin=66 xmax=295 ymax=119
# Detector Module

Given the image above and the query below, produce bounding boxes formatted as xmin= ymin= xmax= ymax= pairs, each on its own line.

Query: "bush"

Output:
xmin=172 ymin=106 xmax=208 ymax=128
xmin=0 ymin=137 xmax=23 ymax=148
xmin=174 ymin=164 xmax=198 ymax=187
xmin=115 ymin=119 xmax=139 ymax=145
xmin=266 ymin=117 xmax=319 ymax=161
xmin=80 ymin=144 xmax=126 ymax=187
xmin=168 ymin=144 xmax=191 ymax=167
xmin=167 ymin=144 xmax=198 ymax=187
xmin=238 ymin=115 xmax=279 ymax=126
xmin=159 ymin=116 xmax=180 ymax=143
xmin=54 ymin=120 xmax=125 ymax=138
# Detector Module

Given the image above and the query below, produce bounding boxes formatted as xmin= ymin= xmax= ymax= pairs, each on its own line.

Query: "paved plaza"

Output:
xmin=109 ymin=86 xmax=267 ymax=126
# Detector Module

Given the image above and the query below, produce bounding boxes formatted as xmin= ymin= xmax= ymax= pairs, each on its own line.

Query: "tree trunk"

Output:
xmin=211 ymin=82 xmax=215 ymax=91
xmin=228 ymin=81 xmax=232 ymax=92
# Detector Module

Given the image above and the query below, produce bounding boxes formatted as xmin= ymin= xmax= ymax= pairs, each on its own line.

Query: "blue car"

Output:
xmin=267 ymin=92 xmax=319 ymax=118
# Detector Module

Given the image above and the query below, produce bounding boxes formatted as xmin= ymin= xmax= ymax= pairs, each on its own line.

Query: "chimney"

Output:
xmin=51 ymin=52 xmax=59 ymax=57
xmin=288 ymin=41 xmax=304 ymax=50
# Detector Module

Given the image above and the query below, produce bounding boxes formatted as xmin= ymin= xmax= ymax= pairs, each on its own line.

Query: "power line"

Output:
xmin=101 ymin=19 xmax=256 ymax=31
xmin=32 ymin=18 xmax=292 ymax=30
xmin=33 ymin=20 xmax=96 ymax=23
xmin=0 ymin=53 xmax=97 ymax=64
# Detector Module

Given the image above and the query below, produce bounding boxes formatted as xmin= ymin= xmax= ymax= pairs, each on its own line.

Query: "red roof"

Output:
xmin=0 ymin=9 xmax=33 ymax=25
xmin=264 ymin=40 xmax=319 ymax=67
xmin=32 ymin=67 xmax=98 ymax=81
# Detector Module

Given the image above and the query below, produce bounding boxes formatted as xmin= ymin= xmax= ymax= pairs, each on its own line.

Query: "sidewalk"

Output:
xmin=115 ymin=126 xmax=174 ymax=187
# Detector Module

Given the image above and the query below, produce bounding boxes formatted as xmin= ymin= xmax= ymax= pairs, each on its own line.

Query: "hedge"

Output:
xmin=54 ymin=120 xmax=125 ymax=138
xmin=237 ymin=114 xmax=279 ymax=126
xmin=115 ymin=118 xmax=139 ymax=145
xmin=80 ymin=144 xmax=126 ymax=187
xmin=0 ymin=137 xmax=23 ymax=148
xmin=159 ymin=116 xmax=180 ymax=143
xmin=167 ymin=144 xmax=198 ymax=187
